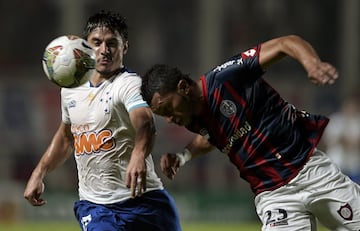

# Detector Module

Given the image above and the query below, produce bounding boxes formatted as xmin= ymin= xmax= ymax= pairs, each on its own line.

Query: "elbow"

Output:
xmin=281 ymin=34 xmax=308 ymax=48
xmin=285 ymin=34 xmax=302 ymax=40
xmin=280 ymin=34 xmax=303 ymax=44
xmin=143 ymin=115 xmax=156 ymax=138
xmin=148 ymin=120 xmax=156 ymax=137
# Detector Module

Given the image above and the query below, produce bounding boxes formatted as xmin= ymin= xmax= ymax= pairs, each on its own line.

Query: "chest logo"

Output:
xmin=68 ymin=100 xmax=76 ymax=108
xmin=74 ymin=129 xmax=115 ymax=155
xmin=220 ymin=100 xmax=237 ymax=117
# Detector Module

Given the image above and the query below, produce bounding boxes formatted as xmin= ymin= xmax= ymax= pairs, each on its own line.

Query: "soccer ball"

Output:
xmin=42 ymin=35 xmax=95 ymax=88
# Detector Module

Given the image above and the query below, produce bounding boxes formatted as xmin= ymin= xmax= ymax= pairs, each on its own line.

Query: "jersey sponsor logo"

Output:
xmin=74 ymin=129 xmax=115 ymax=155
xmin=221 ymin=121 xmax=251 ymax=154
xmin=220 ymin=100 xmax=237 ymax=117
xmin=213 ymin=58 xmax=243 ymax=72
xmin=337 ymin=203 xmax=353 ymax=221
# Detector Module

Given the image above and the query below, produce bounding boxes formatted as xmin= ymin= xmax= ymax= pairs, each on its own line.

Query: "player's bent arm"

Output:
xmin=129 ymin=107 xmax=156 ymax=159
xmin=259 ymin=35 xmax=319 ymax=69
xmin=126 ymin=107 xmax=156 ymax=197
xmin=184 ymin=134 xmax=214 ymax=160
xmin=24 ymin=122 xmax=74 ymax=206
xmin=259 ymin=35 xmax=338 ymax=85
xmin=35 ymin=122 xmax=74 ymax=174
xmin=174 ymin=134 xmax=214 ymax=167
xmin=161 ymin=135 xmax=214 ymax=180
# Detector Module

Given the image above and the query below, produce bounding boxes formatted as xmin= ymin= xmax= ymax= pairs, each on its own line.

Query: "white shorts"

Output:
xmin=255 ymin=149 xmax=360 ymax=231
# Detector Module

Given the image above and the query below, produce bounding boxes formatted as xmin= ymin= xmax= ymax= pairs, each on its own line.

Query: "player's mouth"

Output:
xmin=98 ymin=55 xmax=112 ymax=65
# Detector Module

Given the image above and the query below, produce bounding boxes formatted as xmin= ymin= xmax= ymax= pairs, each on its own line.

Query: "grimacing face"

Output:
xmin=87 ymin=27 xmax=128 ymax=77
xmin=150 ymin=91 xmax=193 ymax=127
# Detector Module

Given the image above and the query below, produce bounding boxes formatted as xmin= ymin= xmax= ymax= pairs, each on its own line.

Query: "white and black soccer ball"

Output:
xmin=42 ymin=35 xmax=95 ymax=88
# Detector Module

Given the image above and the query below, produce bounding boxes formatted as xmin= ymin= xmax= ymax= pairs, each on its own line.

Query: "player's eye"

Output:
xmin=89 ymin=38 xmax=102 ymax=47
xmin=93 ymin=41 xmax=101 ymax=47
xmin=106 ymin=41 xmax=118 ymax=48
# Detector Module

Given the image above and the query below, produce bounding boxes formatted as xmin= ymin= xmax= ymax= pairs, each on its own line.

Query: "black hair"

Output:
xmin=141 ymin=64 xmax=193 ymax=105
xmin=83 ymin=10 xmax=128 ymax=41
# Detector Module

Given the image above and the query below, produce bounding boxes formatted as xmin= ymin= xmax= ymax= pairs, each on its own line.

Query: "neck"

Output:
xmin=91 ymin=67 xmax=124 ymax=86
xmin=191 ymin=80 xmax=205 ymax=115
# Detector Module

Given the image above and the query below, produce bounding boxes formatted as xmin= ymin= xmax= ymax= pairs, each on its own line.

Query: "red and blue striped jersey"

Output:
xmin=186 ymin=45 xmax=329 ymax=194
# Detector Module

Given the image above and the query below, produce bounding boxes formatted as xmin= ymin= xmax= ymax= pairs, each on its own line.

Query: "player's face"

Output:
xmin=87 ymin=27 xmax=128 ymax=77
xmin=150 ymin=92 xmax=193 ymax=127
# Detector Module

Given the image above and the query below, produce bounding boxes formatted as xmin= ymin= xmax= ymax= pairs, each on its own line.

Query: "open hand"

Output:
xmin=125 ymin=155 xmax=147 ymax=198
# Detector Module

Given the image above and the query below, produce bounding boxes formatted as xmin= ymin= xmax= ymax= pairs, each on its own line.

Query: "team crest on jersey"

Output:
xmin=337 ymin=203 xmax=353 ymax=221
xmin=220 ymin=100 xmax=237 ymax=117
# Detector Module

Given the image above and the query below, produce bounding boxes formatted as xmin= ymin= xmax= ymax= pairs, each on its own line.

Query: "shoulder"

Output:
xmin=111 ymin=70 xmax=145 ymax=105
xmin=113 ymin=70 xmax=142 ymax=86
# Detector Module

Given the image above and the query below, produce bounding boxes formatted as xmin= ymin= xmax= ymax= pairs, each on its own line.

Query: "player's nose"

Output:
xmin=99 ymin=42 xmax=110 ymax=54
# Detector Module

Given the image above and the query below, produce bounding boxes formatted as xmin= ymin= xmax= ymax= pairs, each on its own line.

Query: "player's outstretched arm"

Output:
xmin=160 ymin=134 xmax=214 ymax=180
xmin=259 ymin=35 xmax=339 ymax=85
xmin=24 ymin=122 xmax=74 ymax=206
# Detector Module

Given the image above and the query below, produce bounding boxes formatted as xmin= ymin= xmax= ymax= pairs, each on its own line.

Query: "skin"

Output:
xmin=24 ymin=27 xmax=154 ymax=205
xmin=150 ymin=35 xmax=339 ymax=180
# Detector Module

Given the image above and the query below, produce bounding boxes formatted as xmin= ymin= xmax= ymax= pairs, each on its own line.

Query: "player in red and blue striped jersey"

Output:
xmin=141 ymin=35 xmax=360 ymax=230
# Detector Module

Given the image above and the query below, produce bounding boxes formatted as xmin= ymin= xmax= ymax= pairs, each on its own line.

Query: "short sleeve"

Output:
xmin=208 ymin=44 xmax=265 ymax=85
xmin=61 ymin=89 xmax=71 ymax=124
xmin=114 ymin=73 xmax=148 ymax=112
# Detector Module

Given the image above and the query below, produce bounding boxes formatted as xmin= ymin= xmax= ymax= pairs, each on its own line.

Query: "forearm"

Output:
xmin=186 ymin=134 xmax=214 ymax=157
xmin=160 ymin=134 xmax=213 ymax=180
xmin=132 ymin=124 xmax=155 ymax=158
xmin=260 ymin=35 xmax=338 ymax=85
xmin=177 ymin=134 xmax=214 ymax=165
xmin=280 ymin=35 xmax=321 ymax=73
xmin=32 ymin=123 xmax=74 ymax=179
xmin=260 ymin=35 xmax=320 ymax=70
xmin=127 ymin=108 xmax=156 ymax=196
xmin=130 ymin=108 xmax=156 ymax=158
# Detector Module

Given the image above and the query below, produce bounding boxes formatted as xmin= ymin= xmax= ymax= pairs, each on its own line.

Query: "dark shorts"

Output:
xmin=74 ymin=189 xmax=181 ymax=231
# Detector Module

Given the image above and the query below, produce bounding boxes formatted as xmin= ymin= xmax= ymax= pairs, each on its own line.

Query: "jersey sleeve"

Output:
xmin=207 ymin=44 xmax=265 ymax=85
xmin=115 ymin=73 xmax=149 ymax=112
xmin=61 ymin=89 xmax=71 ymax=124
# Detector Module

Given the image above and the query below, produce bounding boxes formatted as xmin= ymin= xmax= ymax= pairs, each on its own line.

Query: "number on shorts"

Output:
xmin=265 ymin=209 xmax=288 ymax=225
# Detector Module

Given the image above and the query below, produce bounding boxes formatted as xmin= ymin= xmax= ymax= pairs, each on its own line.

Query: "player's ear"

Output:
xmin=123 ymin=41 xmax=129 ymax=54
xmin=177 ymin=79 xmax=190 ymax=95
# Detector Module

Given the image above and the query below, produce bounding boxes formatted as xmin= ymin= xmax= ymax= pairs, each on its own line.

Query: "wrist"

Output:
xmin=175 ymin=148 xmax=192 ymax=166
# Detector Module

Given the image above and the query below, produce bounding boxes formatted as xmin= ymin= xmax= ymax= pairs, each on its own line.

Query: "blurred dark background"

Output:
xmin=0 ymin=0 xmax=359 ymax=224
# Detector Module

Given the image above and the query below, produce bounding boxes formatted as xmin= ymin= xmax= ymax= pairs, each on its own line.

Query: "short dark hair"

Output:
xmin=83 ymin=10 xmax=128 ymax=41
xmin=141 ymin=64 xmax=193 ymax=105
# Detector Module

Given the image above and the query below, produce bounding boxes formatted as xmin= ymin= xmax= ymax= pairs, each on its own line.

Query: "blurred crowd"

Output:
xmin=323 ymin=96 xmax=360 ymax=184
